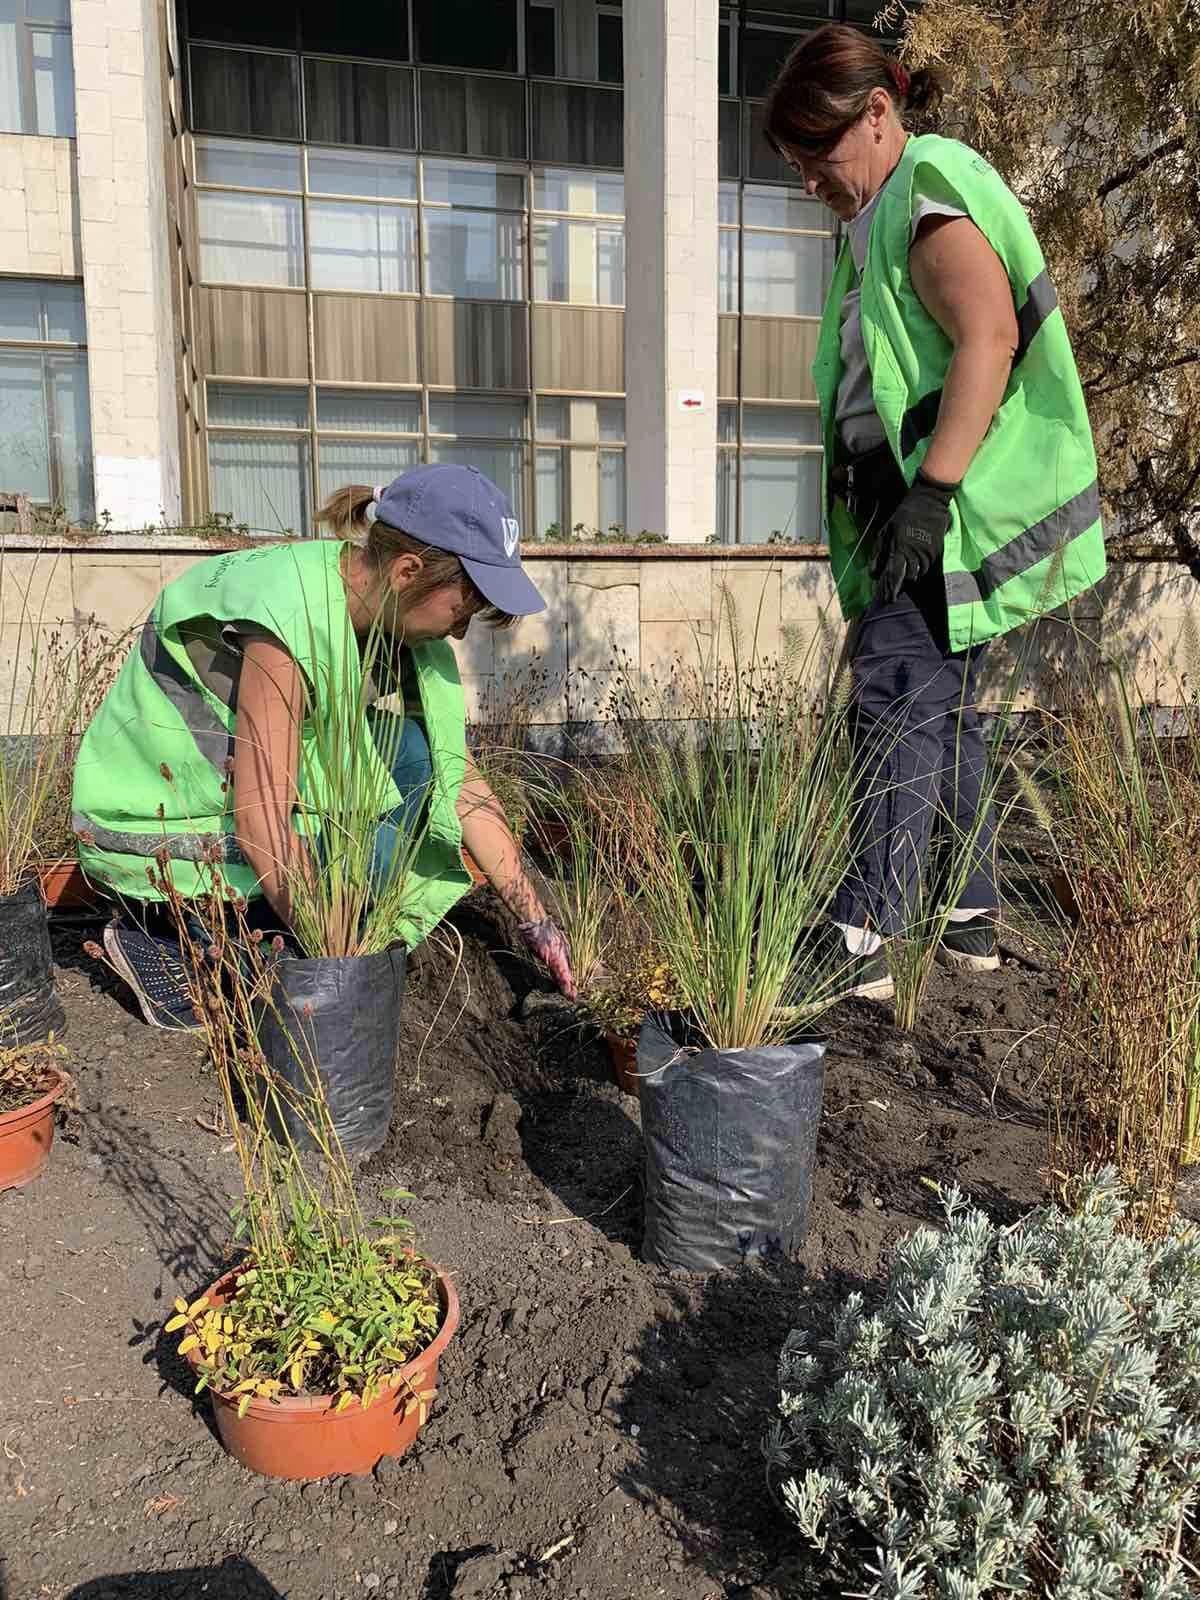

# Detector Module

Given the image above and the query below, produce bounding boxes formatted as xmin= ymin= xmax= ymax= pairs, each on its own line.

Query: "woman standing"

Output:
xmin=764 ymin=24 xmax=1105 ymax=1001
xmin=72 ymin=463 xmax=575 ymax=1027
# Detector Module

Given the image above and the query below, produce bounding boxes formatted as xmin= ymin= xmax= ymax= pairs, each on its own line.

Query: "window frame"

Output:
xmin=0 ymin=1 xmax=75 ymax=137
xmin=0 ymin=277 xmax=93 ymax=522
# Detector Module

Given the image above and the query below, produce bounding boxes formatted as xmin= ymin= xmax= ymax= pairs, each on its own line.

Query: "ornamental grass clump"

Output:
xmin=766 ymin=1169 xmax=1200 ymax=1600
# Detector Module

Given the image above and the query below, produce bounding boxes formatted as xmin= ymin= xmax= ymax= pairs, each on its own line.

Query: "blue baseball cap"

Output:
xmin=371 ymin=463 xmax=545 ymax=617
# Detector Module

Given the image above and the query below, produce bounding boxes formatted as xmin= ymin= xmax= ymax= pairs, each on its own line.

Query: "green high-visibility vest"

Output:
xmin=814 ymin=133 xmax=1106 ymax=650
xmin=71 ymin=539 xmax=472 ymax=948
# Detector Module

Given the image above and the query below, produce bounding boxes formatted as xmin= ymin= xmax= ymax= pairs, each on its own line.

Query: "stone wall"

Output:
xmin=0 ymin=134 xmax=81 ymax=276
xmin=1 ymin=538 xmax=1196 ymax=735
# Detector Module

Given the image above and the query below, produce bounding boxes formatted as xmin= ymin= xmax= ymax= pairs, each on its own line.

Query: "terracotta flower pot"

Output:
xmin=38 ymin=859 xmax=99 ymax=912
xmin=0 ymin=1068 xmax=69 ymax=1190
xmin=184 ymin=1263 xmax=461 ymax=1481
xmin=605 ymin=1031 xmax=640 ymax=1097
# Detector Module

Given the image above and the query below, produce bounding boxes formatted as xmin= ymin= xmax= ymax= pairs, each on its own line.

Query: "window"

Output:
xmin=188 ymin=46 xmax=301 ymax=140
xmin=596 ymin=9 xmax=622 ymax=84
xmin=738 ymin=184 xmax=836 ymax=317
xmin=315 ymin=389 xmax=421 ymax=501
xmin=0 ymin=0 xmax=75 ymax=137
xmin=429 ymin=395 xmax=528 ymax=521
xmin=206 ymin=383 xmax=311 ymax=534
xmin=527 ymin=2 xmax=557 ymax=76
xmin=534 ymin=396 xmax=624 ymax=538
xmin=414 ymin=0 xmax=518 ymax=71
xmin=0 ymin=279 xmax=94 ymax=524
xmin=422 ymin=161 xmax=526 ymax=300
xmin=718 ymin=181 xmax=739 ymax=312
xmin=532 ymin=170 xmax=624 ymax=306
xmin=716 ymin=402 xmax=823 ymax=544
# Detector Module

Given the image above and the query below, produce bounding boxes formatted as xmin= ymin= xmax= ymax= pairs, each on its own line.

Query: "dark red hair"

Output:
xmin=762 ymin=23 xmax=941 ymax=159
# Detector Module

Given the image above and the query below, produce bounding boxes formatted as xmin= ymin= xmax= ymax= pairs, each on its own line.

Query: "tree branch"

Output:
xmin=1096 ymin=136 xmax=1186 ymax=201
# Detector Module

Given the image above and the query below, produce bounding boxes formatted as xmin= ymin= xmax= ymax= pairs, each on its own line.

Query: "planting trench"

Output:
xmin=1 ymin=893 xmax=1053 ymax=1600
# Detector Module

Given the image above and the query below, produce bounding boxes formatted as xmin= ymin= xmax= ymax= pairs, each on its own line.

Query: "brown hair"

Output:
xmin=316 ymin=483 xmax=516 ymax=629
xmin=762 ymin=23 xmax=941 ymax=160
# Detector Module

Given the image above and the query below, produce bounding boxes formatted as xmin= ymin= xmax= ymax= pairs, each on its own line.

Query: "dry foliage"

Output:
xmin=888 ymin=0 xmax=1200 ymax=564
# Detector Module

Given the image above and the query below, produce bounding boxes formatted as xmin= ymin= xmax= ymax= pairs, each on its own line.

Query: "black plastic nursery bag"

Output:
xmin=0 ymin=885 xmax=66 ymax=1047
xmin=638 ymin=1012 xmax=825 ymax=1273
xmin=255 ymin=944 xmax=406 ymax=1158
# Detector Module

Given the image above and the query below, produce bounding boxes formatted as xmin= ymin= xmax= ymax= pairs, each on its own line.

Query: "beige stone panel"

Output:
xmin=565 ymin=576 xmax=640 ymax=677
xmin=72 ymin=557 xmax=163 ymax=633
xmin=107 ymin=26 xmax=144 ymax=77
xmin=641 ymin=618 xmax=714 ymax=682
xmin=160 ymin=554 xmax=207 ymax=586
xmin=0 ymin=548 xmax=74 ymax=629
xmin=565 ymin=562 xmax=639 ymax=590
xmin=711 ymin=565 xmax=782 ymax=664
xmin=122 ymin=374 xmax=160 ymax=420
xmin=84 ymin=305 xmax=123 ymax=351
xmin=118 ymin=290 xmax=157 ymax=337
xmin=78 ymin=175 xmax=116 ymax=225
xmin=121 ymin=333 xmax=158 ymax=377
xmin=25 ymin=208 xmax=64 ymax=257
xmin=0 ymin=138 xmax=23 ymax=190
xmin=24 ymin=166 xmax=57 ymax=215
xmin=114 ymin=167 xmax=147 ymax=211
xmin=452 ymin=622 xmax=496 ymax=683
xmin=492 ymin=624 xmax=569 ymax=720
xmin=566 ymin=667 xmax=623 ymax=723
xmin=70 ymin=1 xmax=109 ymax=47
xmin=28 ymin=252 xmax=67 ymax=276
xmin=108 ymin=71 xmax=145 ymax=121
xmin=111 ymin=117 xmax=146 ymax=171
xmin=781 ymin=562 xmax=839 ymax=621
xmin=0 ymin=229 xmax=31 ymax=273
xmin=20 ymin=136 xmax=54 ymax=170
xmin=639 ymin=560 xmax=711 ymax=623
xmin=74 ymin=89 xmax=113 ymax=139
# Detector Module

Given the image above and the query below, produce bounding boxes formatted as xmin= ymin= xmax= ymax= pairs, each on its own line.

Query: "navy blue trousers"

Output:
xmin=829 ymin=577 xmax=998 ymax=937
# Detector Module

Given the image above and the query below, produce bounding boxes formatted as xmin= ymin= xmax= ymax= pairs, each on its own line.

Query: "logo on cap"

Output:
xmin=501 ymin=517 xmax=520 ymax=558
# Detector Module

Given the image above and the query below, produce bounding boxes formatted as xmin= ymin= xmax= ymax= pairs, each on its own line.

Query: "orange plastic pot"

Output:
xmin=0 ymin=1069 xmax=69 ymax=1190
xmin=38 ymin=859 xmax=100 ymax=911
xmin=605 ymin=1031 xmax=640 ymax=1097
xmin=184 ymin=1264 xmax=461 ymax=1480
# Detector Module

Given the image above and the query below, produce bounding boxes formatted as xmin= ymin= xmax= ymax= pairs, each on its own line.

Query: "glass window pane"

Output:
xmin=31 ymin=27 xmax=73 ymax=136
xmin=741 ymin=27 xmax=796 ymax=99
xmin=534 ymin=169 xmax=623 ymax=216
xmin=189 ymin=45 xmax=300 ymax=141
xmin=423 ymin=209 xmax=525 ymax=299
xmin=316 ymin=390 xmax=421 ymax=433
xmin=596 ymin=400 xmax=624 ymax=442
xmin=197 ymin=190 xmax=303 ymax=286
xmin=717 ymin=403 xmax=737 ymax=444
xmin=47 ymin=352 xmax=94 ymax=524
xmin=718 ymin=227 xmax=738 ymax=313
xmin=429 ymin=439 xmax=524 ymax=521
xmin=0 ymin=279 xmax=44 ymax=341
xmin=0 ymin=351 xmax=50 ymax=502
xmin=535 ymin=446 xmax=562 ymax=536
xmin=418 ymin=70 xmax=526 ymax=162
xmin=718 ymin=181 xmax=739 ymax=225
xmin=307 ymin=149 xmax=417 ymax=201
xmin=421 ymin=160 xmax=524 ymax=210
xmin=527 ymin=4 xmax=556 ymax=77
xmin=184 ymin=0 xmax=297 ymax=48
xmin=318 ymin=438 xmax=419 ymax=502
xmin=207 ymin=384 xmax=308 ymax=428
xmin=596 ymin=11 xmax=622 ymax=83
xmin=195 ymin=136 xmax=301 ymax=191
xmin=43 ymin=281 xmax=86 ymax=344
xmin=742 ymin=185 xmax=831 ymax=231
xmin=0 ymin=16 xmax=22 ymax=134
xmin=414 ymin=0 xmax=518 ymax=71
xmin=300 ymin=0 xmax=409 ymax=59
xmin=309 ymin=200 xmax=419 ymax=294
xmin=530 ymin=81 xmax=623 ymax=168
xmin=29 ymin=0 xmax=72 ymax=24
xmin=741 ymin=405 xmax=822 ymax=446
xmin=598 ymin=447 xmax=624 ymax=531
xmin=535 ymin=397 xmax=567 ymax=440
xmin=303 ymin=58 xmax=416 ymax=151
xmin=740 ymin=452 xmax=822 ymax=543
xmin=428 ymin=397 xmax=525 ymax=438
xmin=742 ymin=231 xmax=833 ymax=316
xmin=208 ymin=433 xmax=311 ymax=534
xmin=532 ymin=219 xmax=622 ymax=305
xmin=716 ymin=450 xmax=736 ymax=542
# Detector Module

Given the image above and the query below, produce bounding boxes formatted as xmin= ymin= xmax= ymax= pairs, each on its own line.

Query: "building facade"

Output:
xmin=0 ymin=0 xmax=885 ymax=545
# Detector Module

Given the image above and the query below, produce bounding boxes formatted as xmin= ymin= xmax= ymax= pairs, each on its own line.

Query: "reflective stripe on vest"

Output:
xmin=945 ymin=479 xmax=1101 ymax=607
xmin=71 ymin=812 xmax=247 ymax=864
xmin=140 ymin=617 xmax=235 ymax=775
xmin=899 ymin=269 xmax=1060 ymax=460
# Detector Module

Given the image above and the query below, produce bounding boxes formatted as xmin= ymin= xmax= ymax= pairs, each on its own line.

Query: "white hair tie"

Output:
xmin=364 ymin=484 xmax=386 ymax=525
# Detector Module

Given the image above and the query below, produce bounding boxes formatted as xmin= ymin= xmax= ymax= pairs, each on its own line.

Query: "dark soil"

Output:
xmin=0 ymin=894 xmax=1056 ymax=1600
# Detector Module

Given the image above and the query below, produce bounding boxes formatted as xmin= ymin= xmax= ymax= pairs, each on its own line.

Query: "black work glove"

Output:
xmin=870 ymin=468 xmax=959 ymax=604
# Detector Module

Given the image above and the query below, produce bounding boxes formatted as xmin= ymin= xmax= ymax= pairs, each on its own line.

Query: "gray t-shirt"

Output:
xmin=836 ymin=182 xmax=967 ymax=455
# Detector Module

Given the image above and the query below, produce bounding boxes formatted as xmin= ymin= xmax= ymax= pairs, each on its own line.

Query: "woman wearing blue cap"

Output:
xmin=72 ymin=463 xmax=576 ymax=1028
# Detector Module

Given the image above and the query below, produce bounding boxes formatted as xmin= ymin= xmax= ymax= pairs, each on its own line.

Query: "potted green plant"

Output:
xmin=610 ymin=624 xmax=855 ymax=1271
xmin=581 ymin=949 xmax=679 ymax=1096
xmin=142 ymin=883 xmax=460 ymax=1481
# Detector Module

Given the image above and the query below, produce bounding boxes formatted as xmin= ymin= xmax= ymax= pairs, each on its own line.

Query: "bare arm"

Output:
xmin=910 ymin=215 xmax=1020 ymax=484
xmin=231 ymin=637 xmax=309 ymax=924
xmin=456 ymin=756 xmax=547 ymax=923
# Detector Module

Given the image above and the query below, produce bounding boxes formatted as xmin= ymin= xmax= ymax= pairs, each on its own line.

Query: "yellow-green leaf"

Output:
xmin=186 ymin=1295 xmax=210 ymax=1318
xmin=178 ymin=1334 xmax=200 ymax=1356
xmin=172 ymin=1296 xmax=188 ymax=1315
xmin=334 ymin=1391 xmax=356 ymax=1414
xmin=237 ymin=1393 xmax=252 ymax=1419
xmin=164 ymin=1314 xmax=188 ymax=1333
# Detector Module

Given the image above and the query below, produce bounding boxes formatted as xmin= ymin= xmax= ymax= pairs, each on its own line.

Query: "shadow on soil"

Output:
xmin=617 ymin=1259 xmax=874 ymax=1597
xmin=65 ymin=1555 xmax=283 ymax=1598
xmin=516 ymin=1081 xmax=644 ymax=1247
